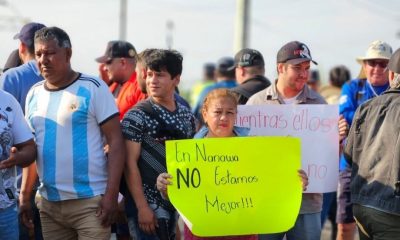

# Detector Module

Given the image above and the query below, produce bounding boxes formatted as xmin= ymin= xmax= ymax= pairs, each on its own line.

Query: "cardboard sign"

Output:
xmin=166 ymin=137 xmax=302 ymax=236
xmin=237 ymin=104 xmax=339 ymax=192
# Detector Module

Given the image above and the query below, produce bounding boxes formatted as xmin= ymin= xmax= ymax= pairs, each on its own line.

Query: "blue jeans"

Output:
xmin=259 ymin=212 xmax=321 ymax=240
xmin=127 ymin=203 xmax=177 ymax=240
xmin=0 ymin=203 xmax=19 ymax=240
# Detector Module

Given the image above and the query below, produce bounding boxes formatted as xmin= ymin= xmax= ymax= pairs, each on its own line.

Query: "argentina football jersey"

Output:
xmin=25 ymin=73 xmax=119 ymax=201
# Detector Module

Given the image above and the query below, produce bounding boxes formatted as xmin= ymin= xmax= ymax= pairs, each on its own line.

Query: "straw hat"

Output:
xmin=356 ymin=40 xmax=392 ymax=78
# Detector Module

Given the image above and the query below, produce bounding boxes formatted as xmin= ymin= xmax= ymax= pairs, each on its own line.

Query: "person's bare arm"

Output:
xmin=97 ymin=116 xmax=126 ymax=227
xmin=0 ymin=139 xmax=36 ymax=169
xmin=125 ymin=140 xmax=158 ymax=234
xmin=19 ymin=162 xmax=38 ymax=228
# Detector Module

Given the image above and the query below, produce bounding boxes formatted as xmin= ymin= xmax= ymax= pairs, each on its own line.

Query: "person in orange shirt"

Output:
xmin=96 ymin=41 xmax=147 ymax=120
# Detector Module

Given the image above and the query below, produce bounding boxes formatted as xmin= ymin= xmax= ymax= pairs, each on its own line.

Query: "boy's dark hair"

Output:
xmin=137 ymin=48 xmax=157 ymax=68
xmin=34 ymin=27 xmax=72 ymax=49
xmin=329 ymin=65 xmax=351 ymax=88
xmin=146 ymin=49 xmax=183 ymax=79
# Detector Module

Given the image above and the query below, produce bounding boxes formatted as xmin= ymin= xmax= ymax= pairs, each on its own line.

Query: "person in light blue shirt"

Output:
xmin=0 ymin=22 xmax=45 ymax=113
xmin=0 ymin=61 xmax=43 ymax=113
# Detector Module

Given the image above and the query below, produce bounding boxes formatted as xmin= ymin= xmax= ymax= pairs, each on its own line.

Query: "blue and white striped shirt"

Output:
xmin=25 ymin=73 xmax=119 ymax=201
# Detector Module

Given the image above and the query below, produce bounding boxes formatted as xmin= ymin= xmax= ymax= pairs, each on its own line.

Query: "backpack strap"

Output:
xmin=133 ymin=100 xmax=168 ymax=174
xmin=135 ymin=100 xmax=189 ymax=140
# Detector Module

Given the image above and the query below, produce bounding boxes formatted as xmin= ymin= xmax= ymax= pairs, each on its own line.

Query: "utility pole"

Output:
xmin=233 ymin=0 xmax=250 ymax=53
xmin=119 ymin=0 xmax=127 ymax=40
xmin=166 ymin=20 xmax=174 ymax=49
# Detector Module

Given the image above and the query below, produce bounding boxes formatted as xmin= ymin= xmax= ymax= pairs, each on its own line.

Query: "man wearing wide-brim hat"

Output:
xmin=337 ymin=40 xmax=392 ymax=240
xmin=343 ymin=48 xmax=400 ymax=239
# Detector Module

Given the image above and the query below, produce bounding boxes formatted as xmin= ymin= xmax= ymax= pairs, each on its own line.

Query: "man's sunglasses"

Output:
xmin=365 ymin=59 xmax=389 ymax=69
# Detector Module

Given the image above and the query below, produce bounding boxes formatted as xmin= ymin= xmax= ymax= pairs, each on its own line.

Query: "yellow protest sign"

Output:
xmin=165 ymin=136 xmax=302 ymax=237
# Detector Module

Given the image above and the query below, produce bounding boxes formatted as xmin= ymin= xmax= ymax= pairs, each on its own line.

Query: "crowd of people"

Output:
xmin=0 ymin=22 xmax=399 ymax=240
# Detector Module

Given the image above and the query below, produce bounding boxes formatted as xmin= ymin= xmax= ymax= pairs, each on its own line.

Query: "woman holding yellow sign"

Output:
xmin=157 ymin=89 xmax=309 ymax=239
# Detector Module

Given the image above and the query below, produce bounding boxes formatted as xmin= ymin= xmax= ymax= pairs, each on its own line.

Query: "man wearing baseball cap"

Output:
xmin=230 ymin=48 xmax=271 ymax=104
xmin=247 ymin=41 xmax=322 ymax=104
xmin=344 ymin=48 xmax=400 ymax=239
xmin=337 ymin=40 xmax=392 ymax=240
xmin=96 ymin=41 xmax=146 ymax=120
xmin=247 ymin=41 xmax=348 ymax=240
xmin=13 ymin=22 xmax=46 ymax=62
xmin=1 ymin=22 xmax=46 ymax=111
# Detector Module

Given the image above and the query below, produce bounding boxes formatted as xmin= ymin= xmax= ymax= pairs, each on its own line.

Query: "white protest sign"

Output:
xmin=236 ymin=104 xmax=339 ymax=193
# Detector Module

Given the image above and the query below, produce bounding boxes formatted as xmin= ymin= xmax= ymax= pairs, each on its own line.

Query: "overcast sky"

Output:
xmin=0 ymin=0 xmax=399 ymax=90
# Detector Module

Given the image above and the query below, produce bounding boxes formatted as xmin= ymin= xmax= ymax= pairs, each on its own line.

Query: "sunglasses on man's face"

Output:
xmin=365 ymin=59 xmax=389 ymax=69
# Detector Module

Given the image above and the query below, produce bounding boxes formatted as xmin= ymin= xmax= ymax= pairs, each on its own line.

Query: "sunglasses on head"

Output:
xmin=365 ymin=59 xmax=389 ymax=68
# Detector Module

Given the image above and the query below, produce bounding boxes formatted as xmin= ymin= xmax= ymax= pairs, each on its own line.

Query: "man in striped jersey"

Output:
xmin=20 ymin=27 xmax=125 ymax=240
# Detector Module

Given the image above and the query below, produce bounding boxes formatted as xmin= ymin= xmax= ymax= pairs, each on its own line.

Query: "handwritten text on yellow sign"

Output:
xmin=166 ymin=137 xmax=302 ymax=237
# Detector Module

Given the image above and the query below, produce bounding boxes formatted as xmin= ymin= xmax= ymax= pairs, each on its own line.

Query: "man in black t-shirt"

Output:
xmin=121 ymin=49 xmax=196 ymax=240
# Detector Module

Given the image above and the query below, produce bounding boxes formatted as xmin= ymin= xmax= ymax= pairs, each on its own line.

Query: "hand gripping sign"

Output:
xmin=165 ymin=136 xmax=302 ymax=237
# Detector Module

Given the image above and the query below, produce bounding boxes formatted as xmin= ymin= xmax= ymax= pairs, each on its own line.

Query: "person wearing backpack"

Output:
xmin=121 ymin=49 xmax=196 ymax=240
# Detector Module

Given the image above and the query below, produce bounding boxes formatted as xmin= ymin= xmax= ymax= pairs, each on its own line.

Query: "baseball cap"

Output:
xmin=388 ymin=48 xmax=400 ymax=74
xmin=216 ymin=57 xmax=235 ymax=73
xmin=13 ymin=22 xmax=46 ymax=47
xmin=277 ymin=41 xmax=317 ymax=65
xmin=231 ymin=48 xmax=265 ymax=70
xmin=356 ymin=40 xmax=392 ymax=64
xmin=95 ymin=41 xmax=137 ymax=63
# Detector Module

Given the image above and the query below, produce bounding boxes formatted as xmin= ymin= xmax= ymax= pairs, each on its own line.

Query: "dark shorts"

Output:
xmin=336 ymin=167 xmax=355 ymax=223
